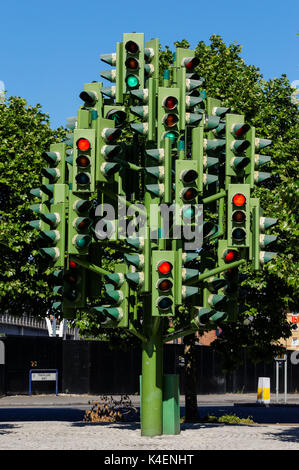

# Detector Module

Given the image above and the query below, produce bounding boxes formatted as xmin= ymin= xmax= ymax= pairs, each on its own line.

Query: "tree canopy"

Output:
xmin=0 ymin=96 xmax=66 ymax=316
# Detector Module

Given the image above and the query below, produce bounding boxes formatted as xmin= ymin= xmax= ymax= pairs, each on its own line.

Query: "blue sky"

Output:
xmin=1 ymin=0 xmax=298 ymax=129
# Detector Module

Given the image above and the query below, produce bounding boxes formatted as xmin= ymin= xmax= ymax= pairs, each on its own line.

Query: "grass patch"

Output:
xmin=206 ymin=413 xmax=255 ymax=424
xmin=181 ymin=414 xmax=256 ymax=424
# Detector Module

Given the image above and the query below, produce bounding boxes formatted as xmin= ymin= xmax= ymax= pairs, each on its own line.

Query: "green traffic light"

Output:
xmin=126 ymin=75 xmax=139 ymax=88
xmin=164 ymin=132 xmax=176 ymax=143
xmin=182 ymin=206 xmax=196 ymax=219
xmin=74 ymin=234 xmax=92 ymax=249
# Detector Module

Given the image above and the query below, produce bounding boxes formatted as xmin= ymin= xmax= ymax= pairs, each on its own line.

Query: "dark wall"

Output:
xmin=2 ymin=336 xmax=62 ymax=395
xmin=0 ymin=336 xmax=298 ymax=396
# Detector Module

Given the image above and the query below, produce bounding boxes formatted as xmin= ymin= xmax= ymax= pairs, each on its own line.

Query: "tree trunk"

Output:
xmin=184 ymin=333 xmax=199 ymax=422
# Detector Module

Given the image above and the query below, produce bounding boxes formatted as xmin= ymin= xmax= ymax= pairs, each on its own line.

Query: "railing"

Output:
xmin=0 ymin=313 xmax=79 ymax=338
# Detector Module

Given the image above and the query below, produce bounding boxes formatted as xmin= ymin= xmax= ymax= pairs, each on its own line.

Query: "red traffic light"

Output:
xmin=223 ymin=249 xmax=239 ymax=263
xmin=232 ymin=193 xmax=246 ymax=207
xmin=157 ymin=260 xmax=173 ymax=275
xmin=233 ymin=123 xmax=250 ymax=137
xmin=125 ymin=40 xmax=139 ymax=54
xmin=77 ymin=217 xmax=91 ymax=231
xmin=103 ymin=127 xmax=122 ymax=143
xmin=64 ymin=265 xmax=80 ymax=285
xmin=182 ymin=56 xmax=199 ymax=70
xmin=77 ymin=138 xmax=91 ymax=151
xmin=164 ymin=96 xmax=178 ymax=110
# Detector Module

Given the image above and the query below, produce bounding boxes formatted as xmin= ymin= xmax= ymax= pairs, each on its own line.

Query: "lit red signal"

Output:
xmin=157 ymin=260 xmax=173 ymax=275
xmin=232 ymin=193 xmax=246 ymax=207
xmin=223 ymin=249 xmax=239 ymax=263
xmin=181 ymin=56 xmax=199 ymax=70
xmin=77 ymin=138 xmax=91 ymax=152
xmin=232 ymin=123 xmax=250 ymax=137
xmin=154 ymin=251 xmax=177 ymax=317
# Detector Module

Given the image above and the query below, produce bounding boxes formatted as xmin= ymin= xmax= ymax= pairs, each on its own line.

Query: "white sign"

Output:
xmin=31 ymin=372 xmax=57 ymax=381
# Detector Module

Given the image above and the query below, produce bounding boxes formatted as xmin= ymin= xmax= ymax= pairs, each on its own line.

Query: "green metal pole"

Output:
xmin=201 ymin=189 xmax=226 ymax=204
xmin=141 ymin=299 xmax=163 ymax=436
xmin=164 ymin=137 xmax=172 ymax=204
xmin=196 ymin=259 xmax=246 ymax=282
xmin=72 ymin=257 xmax=111 ymax=276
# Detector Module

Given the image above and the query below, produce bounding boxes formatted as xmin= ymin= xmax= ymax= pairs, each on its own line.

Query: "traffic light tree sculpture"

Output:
xmin=29 ymin=33 xmax=278 ymax=437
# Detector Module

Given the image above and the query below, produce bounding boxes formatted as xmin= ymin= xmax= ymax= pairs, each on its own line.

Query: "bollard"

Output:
xmin=257 ymin=377 xmax=270 ymax=404
xmin=162 ymin=374 xmax=180 ymax=435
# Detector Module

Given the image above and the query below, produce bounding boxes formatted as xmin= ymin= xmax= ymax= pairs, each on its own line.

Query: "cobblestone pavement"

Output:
xmin=1 ymin=420 xmax=299 ymax=450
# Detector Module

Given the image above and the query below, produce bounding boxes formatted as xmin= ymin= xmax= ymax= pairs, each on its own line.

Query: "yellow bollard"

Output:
xmin=257 ymin=377 xmax=270 ymax=404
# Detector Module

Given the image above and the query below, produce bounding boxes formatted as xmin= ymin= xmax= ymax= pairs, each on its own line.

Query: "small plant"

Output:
xmin=83 ymin=395 xmax=139 ymax=423
xmin=206 ymin=413 xmax=255 ymax=424
xmin=181 ymin=413 xmax=256 ymax=424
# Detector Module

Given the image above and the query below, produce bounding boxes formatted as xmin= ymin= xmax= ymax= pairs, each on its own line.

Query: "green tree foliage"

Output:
xmin=162 ymin=35 xmax=298 ymax=370
xmin=0 ymin=96 xmax=66 ymax=316
xmin=191 ymin=35 xmax=298 ymax=369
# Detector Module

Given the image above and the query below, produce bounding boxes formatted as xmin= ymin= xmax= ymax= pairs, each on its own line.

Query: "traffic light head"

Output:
xmin=68 ymin=192 xmax=93 ymax=255
xmin=61 ymin=259 xmax=86 ymax=310
xmin=96 ymin=118 xmax=123 ymax=183
xmin=92 ymin=264 xmax=129 ymax=328
xmin=72 ymin=129 xmax=96 ymax=193
xmin=222 ymin=248 xmax=239 ymax=264
xmin=250 ymin=198 xmax=278 ymax=270
xmin=152 ymin=251 xmax=175 ymax=316
xmin=175 ymin=159 xmax=200 ymax=228
xmin=123 ymin=33 xmax=145 ymax=94
xmin=225 ymin=115 xmax=251 ymax=185
xmin=227 ymin=184 xmax=250 ymax=247
xmin=158 ymin=87 xmax=181 ymax=146
xmin=181 ymin=56 xmax=200 ymax=71
xmin=130 ymin=76 xmax=156 ymax=141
